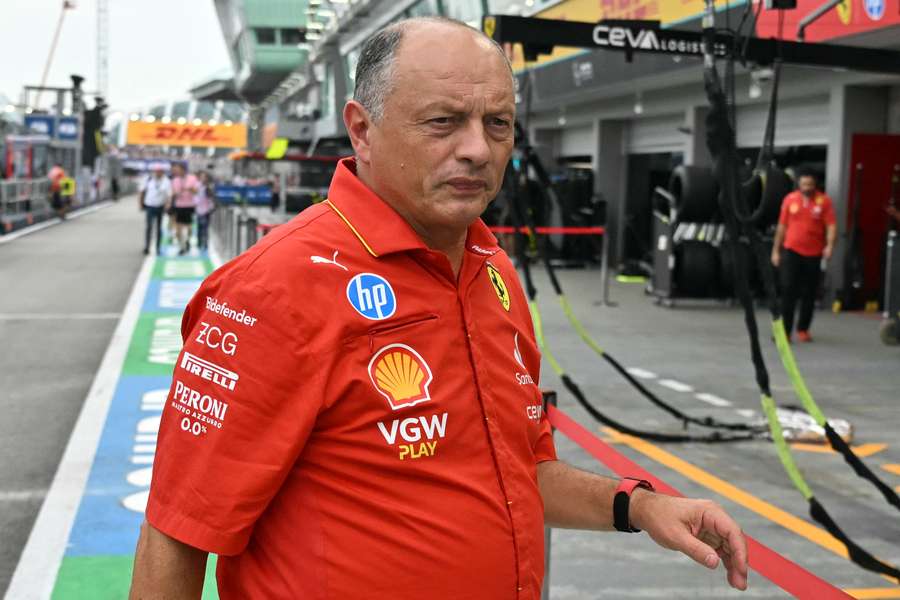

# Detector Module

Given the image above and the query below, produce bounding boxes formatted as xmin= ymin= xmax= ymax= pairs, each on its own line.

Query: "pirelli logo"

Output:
xmin=179 ymin=351 xmax=239 ymax=391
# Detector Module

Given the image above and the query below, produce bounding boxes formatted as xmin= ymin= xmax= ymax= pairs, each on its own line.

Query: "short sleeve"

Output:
xmin=778 ymin=194 xmax=791 ymax=226
xmin=532 ymin=417 xmax=557 ymax=463
xmin=146 ymin=273 xmax=322 ymax=555
xmin=824 ymin=196 xmax=837 ymax=226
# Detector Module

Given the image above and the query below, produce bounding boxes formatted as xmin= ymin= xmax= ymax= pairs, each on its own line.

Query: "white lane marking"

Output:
xmin=131 ymin=455 xmax=154 ymax=465
xmin=132 ymin=444 xmax=157 ymax=454
xmin=0 ymin=201 xmax=113 ymax=245
xmin=0 ymin=313 xmax=121 ymax=321
xmin=694 ymin=393 xmax=732 ymax=407
xmin=5 ymin=254 xmax=153 ymax=600
xmin=134 ymin=433 xmax=157 ymax=443
xmin=0 ymin=490 xmax=48 ymax=502
xmin=627 ymin=367 xmax=657 ymax=380
xmin=658 ymin=379 xmax=694 ymax=393
xmin=736 ymin=409 xmax=758 ymax=419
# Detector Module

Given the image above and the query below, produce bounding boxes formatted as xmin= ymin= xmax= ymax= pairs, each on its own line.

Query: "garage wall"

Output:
xmin=889 ymin=85 xmax=900 ymax=134
xmin=735 ymin=95 xmax=830 ymax=148
xmin=625 ymin=113 xmax=684 ymax=154
xmin=560 ymin=123 xmax=596 ymax=157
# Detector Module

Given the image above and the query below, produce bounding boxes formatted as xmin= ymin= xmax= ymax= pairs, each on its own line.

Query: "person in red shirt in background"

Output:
xmin=771 ymin=171 xmax=837 ymax=342
xmin=48 ymin=163 xmax=68 ymax=220
xmin=129 ymin=17 xmax=748 ymax=599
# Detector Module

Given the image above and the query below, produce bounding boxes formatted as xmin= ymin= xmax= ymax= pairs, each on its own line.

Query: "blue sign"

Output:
xmin=347 ymin=273 xmax=396 ymax=321
xmin=864 ymin=0 xmax=884 ymax=20
xmin=57 ymin=116 xmax=79 ymax=141
xmin=24 ymin=115 xmax=55 ymax=137
xmin=214 ymin=184 xmax=273 ymax=206
xmin=122 ymin=158 xmax=188 ymax=173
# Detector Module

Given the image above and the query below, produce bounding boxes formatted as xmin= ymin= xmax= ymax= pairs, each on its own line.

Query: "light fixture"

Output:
xmin=307 ymin=21 xmax=325 ymax=30
xmin=4 ymin=104 xmax=15 ymax=113
xmin=177 ymin=117 xmax=187 ymax=125
xmin=633 ymin=92 xmax=644 ymax=115
xmin=208 ymin=119 xmax=218 ymax=125
xmin=145 ymin=115 xmax=156 ymax=122
xmin=557 ymin=107 xmax=566 ymax=127
xmin=129 ymin=113 xmax=140 ymax=121
xmin=192 ymin=118 xmax=202 ymax=125
xmin=224 ymin=120 xmax=233 ymax=126
xmin=25 ymin=107 xmax=33 ymax=114
xmin=161 ymin=116 xmax=171 ymax=123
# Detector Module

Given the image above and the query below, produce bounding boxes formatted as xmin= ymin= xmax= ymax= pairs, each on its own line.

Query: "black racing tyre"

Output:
xmin=676 ymin=241 xmax=720 ymax=297
xmin=879 ymin=319 xmax=900 ymax=346
xmin=741 ymin=166 xmax=794 ymax=227
xmin=669 ymin=165 xmax=719 ymax=223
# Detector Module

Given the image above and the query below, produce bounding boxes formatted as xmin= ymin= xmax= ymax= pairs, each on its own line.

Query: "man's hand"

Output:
xmin=771 ymin=249 xmax=780 ymax=267
xmin=630 ymin=492 xmax=748 ymax=590
xmin=822 ymin=245 xmax=833 ymax=260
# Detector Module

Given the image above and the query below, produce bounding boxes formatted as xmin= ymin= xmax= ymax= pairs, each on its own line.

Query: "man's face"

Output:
xmin=360 ymin=25 xmax=515 ymax=236
xmin=172 ymin=165 xmax=184 ymax=177
xmin=153 ymin=169 xmax=163 ymax=179
xmin=799 ymin=175 xmax=816 ymax=197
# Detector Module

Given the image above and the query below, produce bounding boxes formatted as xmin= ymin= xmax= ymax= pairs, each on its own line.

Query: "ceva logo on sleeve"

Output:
xmin=347 ymin=273 xmax=396 ymax=320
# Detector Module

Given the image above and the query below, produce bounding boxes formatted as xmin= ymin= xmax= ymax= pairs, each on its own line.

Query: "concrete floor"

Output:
xmin=2 ymin=202 xmax=899 ymax=598
xmin=536 ymin=269 xmax=900 ymax=598
xmin=0 ymin=199 xmax=144 ymax=596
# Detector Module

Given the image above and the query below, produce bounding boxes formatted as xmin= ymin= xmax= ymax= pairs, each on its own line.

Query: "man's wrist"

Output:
xmin=626 ymin=487 xmax=655 ymax=531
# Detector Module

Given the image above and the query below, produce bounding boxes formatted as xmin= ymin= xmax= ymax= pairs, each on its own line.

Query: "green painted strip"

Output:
xmin=760 ymin=394 xmax=814 ymax=501
xmin=122 ymin=312 xmax=184 ymax=377
xmin=558 ymin=294 xmax=605 ymax=356
xmin=51 ymin=554 xmax=219 ymax=599
xmin=529 ymin=300 xmax=565 ymax=377
xmin=771 ymin=318 xmax=827 ymax=425
xmin=615 ymin=275 xmax=647 ymax=284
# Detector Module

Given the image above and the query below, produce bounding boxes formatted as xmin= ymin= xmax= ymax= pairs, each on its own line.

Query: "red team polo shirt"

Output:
xmin=778 ymin=190 xmax=837 ymax=257
xmin=147 ymin=158 xmax=557 ymax=599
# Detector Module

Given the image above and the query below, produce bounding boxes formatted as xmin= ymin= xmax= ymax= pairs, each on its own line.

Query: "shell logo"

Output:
xmin=368 ymin=344 xmax=434 ymax=410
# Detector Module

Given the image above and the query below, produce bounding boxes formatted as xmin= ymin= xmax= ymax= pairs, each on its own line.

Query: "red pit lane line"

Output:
xmin=489 ymin=226 xmax=606 ymax=235
xmin=546 ymin=404 xmax=853 ymax=600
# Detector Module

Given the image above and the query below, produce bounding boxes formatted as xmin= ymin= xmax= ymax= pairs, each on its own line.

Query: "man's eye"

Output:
xmin=489 ymin=118 xmax=511 ymax=129
xmin=429 ymin=117 xmax=453 ymax=125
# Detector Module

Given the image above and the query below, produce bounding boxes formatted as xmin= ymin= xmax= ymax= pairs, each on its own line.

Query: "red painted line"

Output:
xmin=489 ymin=226 xmax=605 ymax=235
xmin=546 ymin=404 xmax=853 ymax=600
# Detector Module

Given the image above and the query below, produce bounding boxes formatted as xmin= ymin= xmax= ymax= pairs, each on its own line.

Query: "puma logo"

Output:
xmin=310 ymin=250 xmax=348 ymax=271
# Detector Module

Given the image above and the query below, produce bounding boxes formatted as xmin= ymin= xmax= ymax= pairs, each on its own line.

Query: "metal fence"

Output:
xmin=0 ymin=178 xmax=51 ymax=220
xmin=210 ymin=206 xmax=261 ymax=262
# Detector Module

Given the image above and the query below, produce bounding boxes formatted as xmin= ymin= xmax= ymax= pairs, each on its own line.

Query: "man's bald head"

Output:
xmin=353 ymin=17 xmax=514 ymax=123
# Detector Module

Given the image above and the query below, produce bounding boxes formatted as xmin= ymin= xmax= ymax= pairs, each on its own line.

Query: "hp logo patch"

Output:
xmin=864 ymin=0 xmax=884 ymax=20
xmin=347 ymin=273 xmax=397 ymax=320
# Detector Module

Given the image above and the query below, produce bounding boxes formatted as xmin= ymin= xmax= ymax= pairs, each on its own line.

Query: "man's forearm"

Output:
xmin=772 ymin=224 xmax=786 ymax=250
xmin=129 ymin=520 xmax=208 ymax=599
xmin=537 ymin=460 xmax=652 ymax=530
xmin=826 ymin=224 xmax=837 ymax=250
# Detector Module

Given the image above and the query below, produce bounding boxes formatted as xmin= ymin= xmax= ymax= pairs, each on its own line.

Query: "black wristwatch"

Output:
xmin=613 ymin=477 xmax=654 ymax=532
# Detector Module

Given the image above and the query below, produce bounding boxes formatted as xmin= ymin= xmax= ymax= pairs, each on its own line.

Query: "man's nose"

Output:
xmin=454 ymin=119 xmax=492 ymax=167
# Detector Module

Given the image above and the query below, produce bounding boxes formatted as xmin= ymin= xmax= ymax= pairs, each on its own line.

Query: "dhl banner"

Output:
xmin=126 ymin=121 xmax=247 ymax=148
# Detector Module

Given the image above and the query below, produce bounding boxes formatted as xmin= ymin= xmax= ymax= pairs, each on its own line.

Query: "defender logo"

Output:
xmin=377 ymin=412 xmax=448 ymax=460
xmin=369 ymin=344 xmax=433 ymax=410
xmin=179 ymin=351 xmax=238 ymax=391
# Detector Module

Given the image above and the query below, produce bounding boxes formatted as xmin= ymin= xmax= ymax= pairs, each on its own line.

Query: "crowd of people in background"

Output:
xmin=138 ymin=165 xmax=215 ymax=256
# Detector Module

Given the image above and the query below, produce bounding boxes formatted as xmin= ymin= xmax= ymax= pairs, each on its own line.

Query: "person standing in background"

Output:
xmin=48 ymin=162 xmax=68 ymax=220
xmin=169 ymin=164 xmax=198 ymax=255
xmin=139 ymin=166 xmax=171 ymax=255
xmin=771 ymin=170 xmax=837 ymax=342
xmin=193 ymin=171 xmax=215 ymax=252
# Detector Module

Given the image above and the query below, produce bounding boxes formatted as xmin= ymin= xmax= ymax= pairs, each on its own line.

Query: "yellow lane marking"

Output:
xmin=791 ymin=443 xmax=887 ymax=457
xmin=881 ymin=464 xmax=900 ymax=476
xmin=604 ymin=427 xmax=900 ymax=586
xmin=844 ymin=589 xmax=900 ymax=599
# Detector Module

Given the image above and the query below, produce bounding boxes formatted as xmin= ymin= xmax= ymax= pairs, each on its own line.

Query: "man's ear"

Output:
xmin=343 ymin=100 xmax=374 ymax=165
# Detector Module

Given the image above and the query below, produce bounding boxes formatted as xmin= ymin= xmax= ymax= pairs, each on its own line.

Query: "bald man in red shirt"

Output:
xmin=771 ymin=172 xmax=837 ymax=342
xmin=130 ymin=17 xmax=747 ymax=599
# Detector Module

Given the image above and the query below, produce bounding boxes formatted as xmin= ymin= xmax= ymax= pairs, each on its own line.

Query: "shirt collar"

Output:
xmin=326 ymin=157 xmax=500 ymax=258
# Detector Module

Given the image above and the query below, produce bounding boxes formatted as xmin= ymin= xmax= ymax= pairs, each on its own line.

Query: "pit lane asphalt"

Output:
xmin=2 ymin=200 xmax=899 ymax=598
xmin=0 ymin=198 xmax=145 ymax=596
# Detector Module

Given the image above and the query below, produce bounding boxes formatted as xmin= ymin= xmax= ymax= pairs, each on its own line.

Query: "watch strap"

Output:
xmin=613 ymin=477 xmax=654 ymax=533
